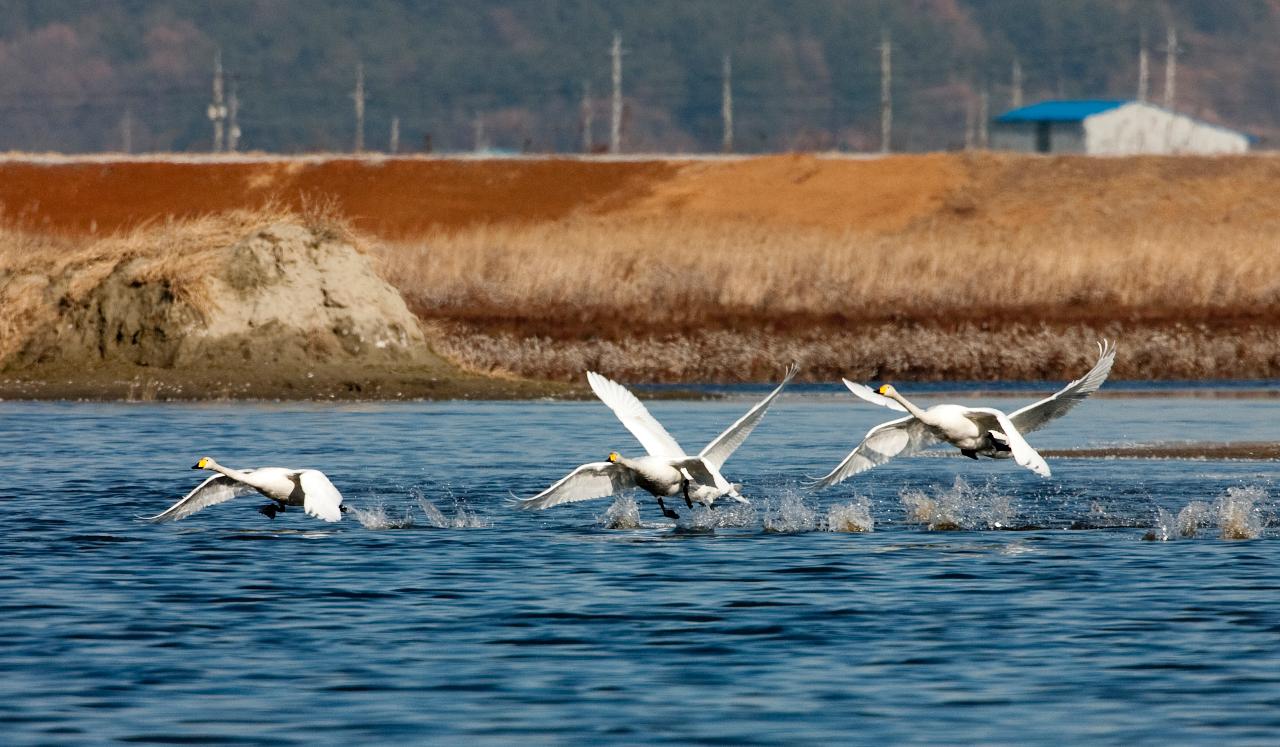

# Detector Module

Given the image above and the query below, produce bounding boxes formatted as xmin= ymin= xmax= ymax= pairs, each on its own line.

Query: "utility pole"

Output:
xmin=978 ymin=87 xmax=989 ymax=147
xmin=207 ymin=49 xmax=226 ymax=152
xmin=879 ymin=29 xmax=892 ymax=153
xmin=352 ymin=61 xmax=366 ymax=153
xmin=120 ymin=109 xmax=134 ymax=154
xmin=1163 ymin=22 xmax=1177 ymax=109
xmin=389 ymin=116 xmax=400 ymax=154
xmin=610 ymin=32 xmax=623 ymax=153
xmin=581 ymin=80 xmax=594 ymax=153
xmin=964 ymin=93 xmax=976 ymax=150
xmin=721 ymin=53 xmax=733 ymax=153
xmin=227 ymin=76 xmax=241 ymax=152
xmin=1011 ymin=58 xmax=1023 ymax=109
xmin=1137 ymin=28 xmax=1150 ymax=102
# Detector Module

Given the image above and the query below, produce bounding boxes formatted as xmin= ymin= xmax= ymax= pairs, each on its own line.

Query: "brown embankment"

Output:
xmin=3 ymin=152 xmax=1280 ymax=387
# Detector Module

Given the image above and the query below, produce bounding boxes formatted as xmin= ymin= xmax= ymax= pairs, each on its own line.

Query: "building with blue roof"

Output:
xmin=991 ymin=99 xmax=1248 ymax=155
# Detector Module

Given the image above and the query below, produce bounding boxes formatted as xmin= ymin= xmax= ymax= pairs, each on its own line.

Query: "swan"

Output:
xmin=148 ymin=457 xmax=345 ymax=523
xmin=812 ymin=340 xmax=1116 ymax=487
xmin=516 ymin=364 xmax=799 ymax=519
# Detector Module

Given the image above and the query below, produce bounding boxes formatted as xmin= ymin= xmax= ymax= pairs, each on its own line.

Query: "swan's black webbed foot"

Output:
xmin=682 ymin=479 xmax=694 ymax=509
xmin=339 ymin=505 xmax=348 ymax=514
xmin=656 ymin=498 xmax=680 ymax=520
xmin=258 ymin=504 xmax=280 ymax=519
xmin=961 ymin=449 xmax=979 ymax=460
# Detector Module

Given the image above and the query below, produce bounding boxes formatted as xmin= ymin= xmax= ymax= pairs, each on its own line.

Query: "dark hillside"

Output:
xmin=0 ymin=0 xmax=1274 ymax=154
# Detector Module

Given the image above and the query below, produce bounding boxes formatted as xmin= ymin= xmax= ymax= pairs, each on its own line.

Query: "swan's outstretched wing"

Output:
xmin=299 ymin=470 xmax=344 ymax=522
xmin=148 ymin=474 xmax=255 ymax=522
xmin=1010 ymin=340 xmax=1116 ymax=434
xmin=587 ymin=371 xmax=686 ymax=459
xmin=515 ymin=462 xmax=637 ymax=510
xmin=970 ymin=408 xmax=1051 ymax=478
xmin=699 ymin=363 xmax=798 ymax=469
xmin=809 ymin=416 xmax=938 ymax=488
xmin=842 ymin=379 xmax=908 ymax=412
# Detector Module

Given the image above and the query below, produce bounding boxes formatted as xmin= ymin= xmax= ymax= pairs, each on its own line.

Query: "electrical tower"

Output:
xmin=722 ymin=53 xmax=733 ymax=153
xmin=207 ymin=49 xmax=227 ymax=152
xmin=879 ymin=29 xmax=892 ymax=153
xmin=1011 ymin=58 xmax=1023 ymax=109
xmin=581 ymin=80 xmax=594 ymax=153
xmin=610 ymin=32 xmax=623 ymax=153
xmin=352 ymin=61 xmax=366 ymax=153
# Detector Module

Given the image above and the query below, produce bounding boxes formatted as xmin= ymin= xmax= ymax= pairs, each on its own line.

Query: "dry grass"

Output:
xmin=374 ymin=216 xmax=1280 ymax=333
xmin=372 ymin=214 xmax=1280 ymax=381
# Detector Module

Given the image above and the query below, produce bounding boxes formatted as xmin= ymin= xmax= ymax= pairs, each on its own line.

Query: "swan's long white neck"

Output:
xmin=886 ymin=390 xmax=933 ymax=424
xmin=206 ymin=459 xmax=268 ymax=489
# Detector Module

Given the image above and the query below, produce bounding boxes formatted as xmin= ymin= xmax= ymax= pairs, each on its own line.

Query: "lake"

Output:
xmin=1 ymin=389 xmax=1277 ymax=744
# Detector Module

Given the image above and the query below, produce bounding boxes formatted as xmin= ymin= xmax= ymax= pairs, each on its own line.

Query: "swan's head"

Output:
xmin=192 ymin=457 xmax=212 ymax=470
xmin=877 ymin=384 xmax=898 ymax=397
xmin=607 ymin=451 xmax=621 ymax=463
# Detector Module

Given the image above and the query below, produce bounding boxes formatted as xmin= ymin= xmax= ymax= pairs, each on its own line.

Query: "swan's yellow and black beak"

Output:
xmin=877 ymin=385 xmax=891 ymax=395
xmin=607 ymin=451 xmax=620 ymax=463
xmin=191 ymin=457 xmax=209 ymax=470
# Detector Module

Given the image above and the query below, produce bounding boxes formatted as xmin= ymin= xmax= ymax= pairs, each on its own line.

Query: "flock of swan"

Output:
xmin=148 ymin=340 xmax=1118 ymax=525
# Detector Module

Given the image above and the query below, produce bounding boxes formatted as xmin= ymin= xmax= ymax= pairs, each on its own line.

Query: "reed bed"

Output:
xmin=374 ymin=214 xmax=1280 ymax=381
xmin=375 ymin=216 xmax=1280 ymax=331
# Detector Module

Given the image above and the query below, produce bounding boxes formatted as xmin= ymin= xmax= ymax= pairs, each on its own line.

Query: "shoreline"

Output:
xmin=2 ymin=374 xmax=1279 ymax=403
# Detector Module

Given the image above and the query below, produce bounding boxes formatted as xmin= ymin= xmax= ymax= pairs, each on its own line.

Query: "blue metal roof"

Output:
xmin=996 ymin=99 xmax=1128 ymax=123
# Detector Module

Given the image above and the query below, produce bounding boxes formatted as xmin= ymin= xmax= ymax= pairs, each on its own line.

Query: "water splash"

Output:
xmin=1146 ymin=488 xmax=1265 ymax=541
xmin=599 ymin=495 xmax=642 ymax=529
xmin=763 ymin=493 xmax=818 ymax=533
xmin=416 ymin=492 xmax=489 ymax=529
xmin=827 ymin=498 xmax=874 ymax=533
xmin=683 ymin=500 xmax=758 ymax=530
xmin=1177 ymin=501 xmax=1212 ymax=538
xmin=1215 ymin=486 xmax=1265 ymax=540
xmin=1145 ymin=507 xmax=1175 ymax=541
xmin=349 ymin=503 xmax=415 ymax=530
xmin=900 ymin=477 xmax=1015 ymax=531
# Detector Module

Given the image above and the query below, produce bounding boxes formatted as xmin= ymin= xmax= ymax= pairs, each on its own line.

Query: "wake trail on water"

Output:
xmin=349 ymin=487 xmax=489 ymax=530
xmin=351 ymin=479 xmax=1269 ymax=541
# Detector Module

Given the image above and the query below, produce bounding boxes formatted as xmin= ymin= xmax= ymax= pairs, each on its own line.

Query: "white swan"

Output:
xmin=517 ymin=364 xmax=799 ymax=519
xmin=148 ymin=457 xmax=345 ymax=523
xmin=812 ymin=340 xmax=1116 ymax=487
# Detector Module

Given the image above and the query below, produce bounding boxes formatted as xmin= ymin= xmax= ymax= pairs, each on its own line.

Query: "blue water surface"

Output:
xmin=0 ymin=392 xmax=1277 ymax=745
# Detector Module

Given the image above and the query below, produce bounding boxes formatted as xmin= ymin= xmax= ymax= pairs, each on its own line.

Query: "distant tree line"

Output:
xmin=0 ymin=0 xmax=1273 ymax=154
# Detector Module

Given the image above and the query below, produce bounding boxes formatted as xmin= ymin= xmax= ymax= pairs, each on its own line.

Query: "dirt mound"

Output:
xmin=13 ymin=221 xmax=427 ymax=370
xmin=0 ymin=215 xmax=573 ymax=399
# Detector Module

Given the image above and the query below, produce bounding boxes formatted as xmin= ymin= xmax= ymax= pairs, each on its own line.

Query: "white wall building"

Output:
xmin=991 ymin=99 xmax=1249 ymax=155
